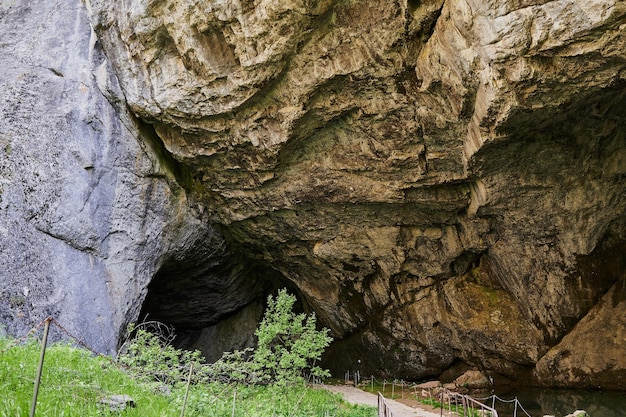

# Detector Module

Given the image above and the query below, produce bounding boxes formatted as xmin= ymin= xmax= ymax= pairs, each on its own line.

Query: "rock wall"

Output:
xmin=0 ymin=0 xmax=259 ymax=353
xmin=82 ymin=0 xmax=626 ymax=388
xmin=1 ymin=0 xmax=625 ymax=389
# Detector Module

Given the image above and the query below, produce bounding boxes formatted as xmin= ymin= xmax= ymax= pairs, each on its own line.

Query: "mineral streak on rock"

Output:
xmin=1 ymin=0 xmax=625 ymax=388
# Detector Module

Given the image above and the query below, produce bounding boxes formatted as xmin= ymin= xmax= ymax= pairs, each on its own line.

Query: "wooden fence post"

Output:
xmin=30 ymin=317 xmax=51 ymax=417
xmin=180 ymin=362 xmax=194 ymax=417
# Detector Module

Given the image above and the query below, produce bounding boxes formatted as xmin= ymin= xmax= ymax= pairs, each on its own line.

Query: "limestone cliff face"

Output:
xmin=82 ymin=0 xmax=626 ymax=387
xmin=1 ymin=0 xmax=625 ymax=389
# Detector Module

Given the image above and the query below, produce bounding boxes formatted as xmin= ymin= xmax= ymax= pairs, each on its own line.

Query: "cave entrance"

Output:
xmin=138 ymin=248 xmax=287 ymax=362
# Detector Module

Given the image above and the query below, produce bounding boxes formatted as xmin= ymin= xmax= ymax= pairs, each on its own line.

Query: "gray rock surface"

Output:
xmin=98 ymin=394 xmax=135 ymax=411
xmin=0 ymin=0 xmax=237 ymax=352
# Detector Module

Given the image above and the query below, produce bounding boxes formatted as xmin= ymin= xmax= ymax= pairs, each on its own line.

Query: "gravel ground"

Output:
xmin=323 ymin=385 xmax=443 ymax=417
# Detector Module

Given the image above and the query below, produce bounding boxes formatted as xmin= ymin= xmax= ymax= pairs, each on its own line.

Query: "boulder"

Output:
xmin=98 ymin=395 xmax=135 ymax=411
xmin=565 ymin=411 xmax=590 ymax=417
xmin=454 ymin=370 xmax=492 ymax=392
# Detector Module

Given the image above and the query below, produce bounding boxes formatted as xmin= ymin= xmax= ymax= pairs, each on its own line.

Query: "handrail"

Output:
xmin=441 ymin=389 xmax=499 ymax=417
xmin=378 ymin=392 xmax=394 ymax=417
xmin=378 ymin=387 xmax=498 ymax=417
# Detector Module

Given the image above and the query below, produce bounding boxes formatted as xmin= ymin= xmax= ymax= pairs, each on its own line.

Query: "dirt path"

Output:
xmin=323 ymin=385 xmax=442 ymax=417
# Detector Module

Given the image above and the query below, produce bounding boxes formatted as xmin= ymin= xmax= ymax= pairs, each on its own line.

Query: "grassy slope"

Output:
xmin=0 ymin=337 xmax=376 ymax=417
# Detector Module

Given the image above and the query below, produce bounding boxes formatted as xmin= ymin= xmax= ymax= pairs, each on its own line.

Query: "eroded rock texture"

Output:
xmin=82 ymin=0 xmax=626 ymax=387
xmin=1 ymin=0 xmax=624 ymax=389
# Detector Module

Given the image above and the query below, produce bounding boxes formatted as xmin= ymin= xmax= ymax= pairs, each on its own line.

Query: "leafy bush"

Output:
xmin=119 ymin=289 xmax=333 ymax=387
xmin=118 ymin=322 xmax=203 ymax=385
xmin=203 ymin=347 xmax=262 ymax=384
xmin=252 ymin=289 xmax=333 ymax=386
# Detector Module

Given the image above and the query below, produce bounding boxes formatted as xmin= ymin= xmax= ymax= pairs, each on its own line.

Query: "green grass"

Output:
xmin=355 ymin=378 xmax=415 ymax=400
xmin=0 ymin=338 xmax=172 ymax=416
xmin=0 ymin=337 xmax=376 ymax=417
xmin=182 ymin=384 xmax=377 ymax=417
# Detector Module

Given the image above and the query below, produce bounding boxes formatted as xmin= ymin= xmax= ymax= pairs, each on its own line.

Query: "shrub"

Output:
xmin=251 ymin=289 xmax=333 ymax=386
xmin=117 ymin=322 xmax=203 ymax=385
xmin=119 ymin=289 xmax=333 ymax=387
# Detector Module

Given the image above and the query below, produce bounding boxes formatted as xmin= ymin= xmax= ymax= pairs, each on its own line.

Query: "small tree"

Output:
xmin=252 ymin=289 xmax=332 ymax=386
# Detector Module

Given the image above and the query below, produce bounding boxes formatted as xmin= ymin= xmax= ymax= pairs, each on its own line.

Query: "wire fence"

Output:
xmin=441 ymin=389 xmax=499 ymax=417
xmin=347 ymin=373 xmax=536 ymax=417
xmin=475 ymin=394 xmax=532 ymax=417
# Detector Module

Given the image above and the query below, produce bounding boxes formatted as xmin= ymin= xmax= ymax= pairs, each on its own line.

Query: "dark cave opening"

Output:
xmin=138 ymin=255 xmax=270 ymax=361
xmin=139 ymin=256 xmax=271 ymax=331
xmin=137 ymin=232 xmax=308 ymax=362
